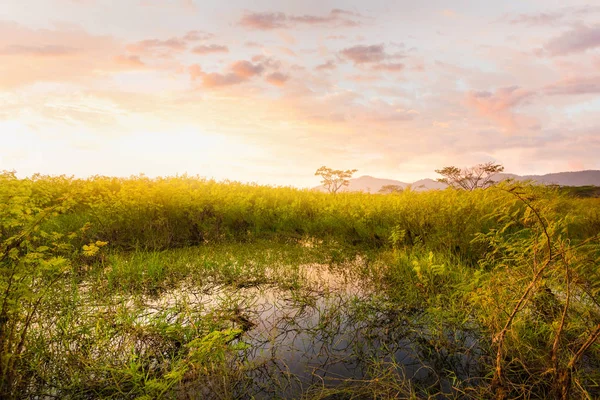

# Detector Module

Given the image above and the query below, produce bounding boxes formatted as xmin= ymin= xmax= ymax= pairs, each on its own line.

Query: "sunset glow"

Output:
xmin=2 ymin=1 xmax=600 ymax=186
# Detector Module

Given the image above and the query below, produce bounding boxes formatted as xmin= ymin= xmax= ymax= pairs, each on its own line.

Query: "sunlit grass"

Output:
xmin=1 ymin=171 xmax=599 ymax=399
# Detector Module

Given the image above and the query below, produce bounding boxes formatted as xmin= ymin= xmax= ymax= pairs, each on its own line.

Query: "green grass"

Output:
xmin=1 ymin=172 xmax=600 ymax=399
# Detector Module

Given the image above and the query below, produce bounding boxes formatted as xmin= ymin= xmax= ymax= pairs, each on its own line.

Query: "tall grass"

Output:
xmin=1 ymin=171 xmax=599 ymax=398
xmin=8 ymin=172 xmax=596 ymax=254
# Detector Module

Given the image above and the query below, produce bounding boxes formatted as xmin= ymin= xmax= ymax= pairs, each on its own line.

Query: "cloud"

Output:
xmin=188 ymin=64 xmax=203 ymax=80
xmin=544 ymin=24 xmax=600 ymax=56
xmin=346 ymin=74 xmax=381 ymax=82
xmin=126 ymin=30 xmax=213 ymax=55
xmin=250 ymin=55 xmax=281 ymax=70
xmin=239 ymin=12 xmax=287 ymax=30
xmin=278 ymin=47 xmax=297 ymax=57
xmin=277 ymin=31 xmax=296 ymax=45
xmin=0 ymin=44 xmax=80 ymax=56
xmin=189 ymin=60 xmax=265 ymax=88
xmin=230 ymin=60 xmax=264 ymax=77
xmin=289 ymin=15 xmax=333 ymax=24
xmin=288 ymin=12 xmax=360 ymax=27
xmin=183 ymin=30 xmax=215 ymax=41
xmin=114 ymin=54 xmax=145 ymax=67
xmin=126 ymin=37 xmax=187 ymax=53
xmin=191 ymin=44 xmax=228 ymax=54
xmin=239 ymin=9 xmax=363 ymax=30
xmin=543 ymin=76 xmax=600 ymax=95
xmin=189 ymin=64 xmax=244 ymax=87
xmin=441 ymin=9 xmax=457 ymax=18
xmin=331 ymin=9 xmax=360 ymax=17
xmin=463 ymin=75 xmax=600 ymax=131
xmin=340 ymin=44 xmax=386 ymax=64
xmin=139 ymin=0 xmax=197 ymax=11
xmin=0 ymin=21 xmax=137 ymax=89
xmin=506 ymin=6 xmax=600 ymax=26
xmin=357 ymin=102 xmax=417 ymax=123
xmin=372 ymin=62 xmax=405 ymax=72
xmin=200 ymin=72 xmax=246 ymax=88
xmin=465 ymin=86 xmax=537 ymax=131
xmin=507 ymin=12 xmax=562 ymax=26
xmin=265 ymin=72 xmax=289 ymax=86
xmin=315 ymin=60 xmax=337 ymax=71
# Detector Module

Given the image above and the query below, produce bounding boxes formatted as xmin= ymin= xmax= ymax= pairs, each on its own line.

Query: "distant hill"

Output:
xmin=313 ymin=170 xmax=600 ymax=193
xmin=332 ymin=175 xmax=410 ymax=193
xmin=313 ymin=175 xmax=446 ymax=193
xmin=412 ymin=178 xmax=448 ymax=190
xmin=496 ymin=171 xmax=600 ymax=187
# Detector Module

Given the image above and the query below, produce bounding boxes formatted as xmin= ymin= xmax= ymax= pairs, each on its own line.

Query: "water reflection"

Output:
xmin=140 ymin=264 xmax=482 ymax=398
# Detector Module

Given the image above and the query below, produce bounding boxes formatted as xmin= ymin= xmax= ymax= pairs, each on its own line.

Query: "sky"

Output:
xmin=1 ymin=0 xmax=600 ymax=187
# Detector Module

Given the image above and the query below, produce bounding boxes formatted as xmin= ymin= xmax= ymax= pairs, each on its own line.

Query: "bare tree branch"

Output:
xmin=436 ymin=162 xmax=504 ymax=190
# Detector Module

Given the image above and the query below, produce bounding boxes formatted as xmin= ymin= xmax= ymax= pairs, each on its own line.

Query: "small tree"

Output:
xmin=378 ymin=184 xmax=404 ymax=194
xmin=315 ymin=166 xmax=357 ymax=194
xmin=435 ymin=162 xmax=504 ymax=190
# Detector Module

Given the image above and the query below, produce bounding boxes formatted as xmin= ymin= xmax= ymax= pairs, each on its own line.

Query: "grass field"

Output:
xmin=1 ymin=171 xmax=600 ymax=399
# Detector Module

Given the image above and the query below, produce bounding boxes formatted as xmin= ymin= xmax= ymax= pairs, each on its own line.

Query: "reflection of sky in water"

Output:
xmin=240 ymin=289 xmax=422 ymax=397
xmin=126 ymin=263 xmax=481 ymax=398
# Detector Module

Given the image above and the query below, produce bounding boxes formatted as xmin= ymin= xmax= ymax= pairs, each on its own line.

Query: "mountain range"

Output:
xmin=314 ymin=170 xmax=600 ymax=193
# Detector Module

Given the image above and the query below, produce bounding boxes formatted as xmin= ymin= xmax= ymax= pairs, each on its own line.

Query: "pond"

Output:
xmin=132 ymin=263 xmax=483 ymax=398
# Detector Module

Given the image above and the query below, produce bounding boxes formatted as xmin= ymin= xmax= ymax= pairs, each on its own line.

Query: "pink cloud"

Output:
xmin=372 ymin=62 xmax=405 ymax=72
xmin=340 ymin=44 xmax=386 ymax=64
xmin=127 ymin=37 xmax=187 ymax=53
xmin=463 ymin=75 xmax=600 ymax=131
xmin=191 ymin=44 xmax=229 ymax=54
xmin=265 ymin=72 xmax=289 ymax=86
xmin=250 ymin=55 xmax=281 ymax=70
xmin=189 ymin=60 xmax=266 ymax=88
xmin=465 ymin=86 xmax=537 ymax=131
xmin=201 ymin=72 xmax=246 ymax=88
xmin=506 ymin=6 xmax=600 ymax=26
xmin=239 ymin=9 xmax=363 ymax=30
xmin=544 ymin=24 xmax=600 ymax=56
xmin=346 ymin=74 xmax=381 ymax=82
xmin=315 ymin=60 xmax=337 ymax=71
xmin=441 ymin=9 xmax=458 ymax=18
xmin=188 ymin=64 xmax=203 ymax=80
xmin=239 ymin=12 xmax=287 ymax=30
xmin=289 ymin=15 xmax=333 ymax=24
xmin=330 ymin=9 xmax=361 ymax=17
xmin=0 ymin=21 xmax=138 ymax=89
xmin=126 ymin=30 xmax=212 ymax=55
xmin=114 ymin=54 xmax=145 ymax=67
xmin=278 ymin=47 xmax=297 ymax=57
xmin=508 ymin=12 xmax=562 ymax=26
xmin=277 ymin=31 xmax=296 ymax=45
xmin=0 ymin=44 xmax=80 ymax=56
xmin=139 ymin=0 xmax=197 ymax=10
xmin=357 ymin=104 xmax=417 ymax=123
xmin=183 ymin=30 xmax=215 ymax=41
xmin=289 ymin=11 xmax=360 ymax=27
xmin=544 ymin=76 xmax=600 ymax=95
xmin=230 ymin=60 xmax=264 ymax=78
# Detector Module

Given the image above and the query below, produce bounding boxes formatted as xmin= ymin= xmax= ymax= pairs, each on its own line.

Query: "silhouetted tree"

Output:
xmin=435 ymin=162 xmax=504 ymax=190
xmin=378 ymin=184 xmax=404 ymax=194
xmin=315 ymin=166 xmax=357 ymax=194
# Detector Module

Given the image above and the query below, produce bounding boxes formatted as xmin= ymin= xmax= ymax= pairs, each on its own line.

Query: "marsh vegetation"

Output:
xmin=1 ymin=171 xmax=599 ymax=399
